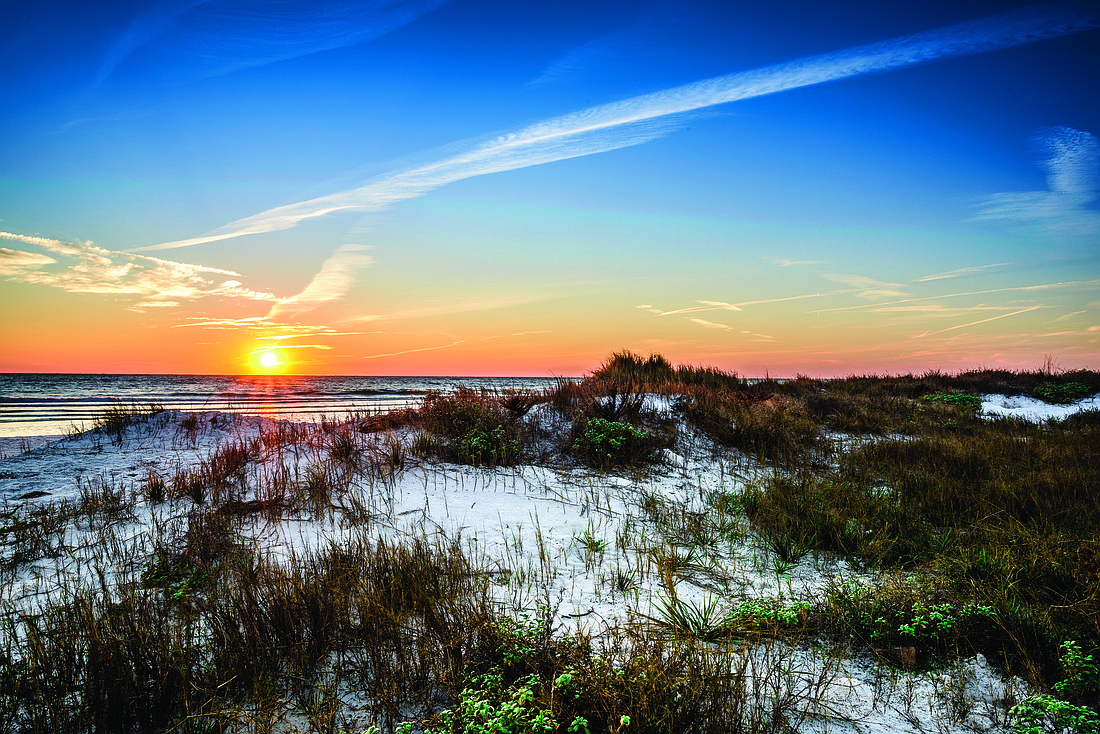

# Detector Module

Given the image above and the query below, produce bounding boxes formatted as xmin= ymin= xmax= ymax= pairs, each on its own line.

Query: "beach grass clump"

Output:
xmin=644 ymin=594 xmax=730 ymax=643
xmin=91 ymin=401 xmax=165 ymax=445
xmin=739 ymin=476 xmax=873 ymax=564
xmin=589 ymin=350 xmax=677 ymax=391
xmin=327 ymin=427 xmax=362 ymax=470
xmin=587 ymin=350 xmax=746 ymax=394
xmin=166 ymin=438 xmax=259 ymax=506
xmin=497 ymin=389 xmax=543 ymax=419
xmin=680 ymin=389 xmax=819 ymax=466
xmin=801 ymin=389 xmax=913 ymax=435
xmin=415 ymin=388 xmax=525 ymax=467
xmin=0 ymin=523 xmax=496 ymax=734
xmin=0 ymin=502 xmax=73 ymax=572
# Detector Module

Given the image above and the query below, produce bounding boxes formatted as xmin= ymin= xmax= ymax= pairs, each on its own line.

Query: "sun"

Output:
xmin=256 ymin=350 xmax=282 ymax=371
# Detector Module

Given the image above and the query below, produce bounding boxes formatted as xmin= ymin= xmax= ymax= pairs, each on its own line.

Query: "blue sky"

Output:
xmin=1 ymin=0 xmax=1098 ymax=375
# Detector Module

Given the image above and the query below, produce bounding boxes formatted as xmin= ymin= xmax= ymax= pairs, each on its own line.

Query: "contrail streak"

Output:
xmin=137 ymin=2 xmax=1099 ymax=252
xmin=812 ymin=279 xmax=1100 ymax=313
xmin=912 ymin=306 xmax=1043 ymax=338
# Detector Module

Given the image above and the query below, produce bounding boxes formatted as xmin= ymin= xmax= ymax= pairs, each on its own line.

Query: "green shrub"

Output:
xmin=1034 ymin=382 xmax=1091 ymax=405
xmin=826 ymin=579 xmax=1001 ymax=666
xmin=1012 ymin=641 xmax=1100 ymax=733
xmin=571 ymin=417 xmax=657 ymax=469
xmin=1010 ymin=694 xmax=1099 ymax=734
xmin=424 ymin=667 xmax=557 ymax=734
xmin=726 ymin=598 xmax=811 ymax=633
xmin=417 ymin=389 xmax=524 ymax=466
xmin=457 ymin=424 xmax=520 ymax=466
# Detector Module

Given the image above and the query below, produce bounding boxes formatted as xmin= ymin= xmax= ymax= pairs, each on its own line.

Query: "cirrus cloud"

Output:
xmin=139 ymin=2 xmax=1100 ymax=252
xmin=0 ymin=231 xmax=275 ymax=305
xmin=971 ymin=126 xmax=1100 ymax=235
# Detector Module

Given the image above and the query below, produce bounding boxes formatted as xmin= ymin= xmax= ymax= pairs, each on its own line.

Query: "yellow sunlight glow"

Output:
xmin=259 ymin=351 xmax=279 ymax=368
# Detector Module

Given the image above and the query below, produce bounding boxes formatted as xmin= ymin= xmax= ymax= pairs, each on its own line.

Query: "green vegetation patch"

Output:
xmin=922 ymin=391 xmax=982 ymax=408
xmin=571 ymin=417 xmax=657 ymax=469
xmin=1033 ymin=381 xmax=1092 ymax=405
xmin=416 ymin=388 xmax=526 ymax=466
xmin=826 ymin=579 xmax=1001 ymax=667
xmin=1011 ymin=640 xmax=1100 ymax=733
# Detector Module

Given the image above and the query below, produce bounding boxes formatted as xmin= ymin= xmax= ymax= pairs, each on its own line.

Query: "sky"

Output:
xmin=1 ymin=0 xmax=1099 ymax=377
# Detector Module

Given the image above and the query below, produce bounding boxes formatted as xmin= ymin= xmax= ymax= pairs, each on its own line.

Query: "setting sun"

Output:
xmin=258 ymin=350 xmax=281 ymax=370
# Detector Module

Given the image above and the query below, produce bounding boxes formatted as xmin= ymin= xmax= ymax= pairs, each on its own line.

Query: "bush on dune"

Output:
xmin=415 ymin=388 xmax=529 ymax=467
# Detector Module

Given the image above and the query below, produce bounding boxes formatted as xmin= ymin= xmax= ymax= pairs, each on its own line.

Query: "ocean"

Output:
xmin=0 ymin=374 xmax=562 ymax=439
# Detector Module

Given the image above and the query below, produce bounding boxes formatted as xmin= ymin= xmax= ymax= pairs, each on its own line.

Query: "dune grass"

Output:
xmin=1 ymin=351 xmax=1098 ymax=732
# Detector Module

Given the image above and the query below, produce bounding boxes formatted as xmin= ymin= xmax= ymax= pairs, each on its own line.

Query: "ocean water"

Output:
xmin=0 ymin=374 xmax=560 ymax=438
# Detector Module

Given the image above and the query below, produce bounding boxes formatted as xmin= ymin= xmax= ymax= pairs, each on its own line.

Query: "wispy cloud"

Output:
xmin=764 ymin=256 xmax=826 ymax=267
xmin=0 ymin=231 xmax=275 ymax=305
xmin=349 ymin=293 xmax=547 ymax=323
xmin=822 ymin=273 xmax=908 ymax=299
xmin=656 ymin=300 xmax=742 ymax=317
xmin=813 ymin=279 xmax=1100 ymax=313
xmin=684 ymin=317 xmax=772 ymax=341
xmin=733 ymin=289 xmax=859 ymax=306
xmin=249 ymin=343 xmax=333 ymax=354
xmin=912 ymin=306 xmax=1043 ymax=338
xmin=139 ymin=2 xmax=1100 ymax=252
xmin=0 ymin=248 xmax=56 ymax=268
xmin=268 ymin=244 xmax=373 ymax=319
xmin=641 ymin=288 xmax=877 ymax=319
xmin=971 ymin=126 xmax=1100 ymax=235
xmin=93 ymin=0 xmax=451 ymax=88
xmin=869 ymin=304 xmax=1013 ymax=314
xmin=175 ymin=316 xmax=361 ymax=353
xmin=688 ymin=318 xmax=732 ymax=330
xmin=360 ymin=340 xmax=465 ymax=361
xmin=914 ymin=263 xmax=1010 ymax=282
xmin=173 ymin=317 xmax=348 ymax=335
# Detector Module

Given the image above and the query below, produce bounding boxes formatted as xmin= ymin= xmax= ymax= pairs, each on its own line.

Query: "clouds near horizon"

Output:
xmin=0 ymin=232 xmax=274 ymax=309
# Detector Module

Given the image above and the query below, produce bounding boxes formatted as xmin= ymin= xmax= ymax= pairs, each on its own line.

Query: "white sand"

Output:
xmin=5 ymin=393 xmax=1092 ymax=732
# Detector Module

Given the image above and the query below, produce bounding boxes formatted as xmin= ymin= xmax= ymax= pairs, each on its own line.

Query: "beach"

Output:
xmin=2 ymin=364 xmax=1098 ymax=733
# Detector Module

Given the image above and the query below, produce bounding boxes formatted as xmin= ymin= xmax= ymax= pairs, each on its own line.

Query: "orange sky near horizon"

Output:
xmin=4 ymin=270 xmax=1096 ymax=378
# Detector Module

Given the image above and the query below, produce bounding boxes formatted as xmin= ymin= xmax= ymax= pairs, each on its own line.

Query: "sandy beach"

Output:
xmin=2 ymin=371 xmax=1098 ymax=733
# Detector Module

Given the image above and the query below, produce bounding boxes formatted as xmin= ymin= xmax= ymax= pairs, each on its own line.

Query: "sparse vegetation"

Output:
xmin=1 ymin=352 xmax=1098 ymax=733
xmin=414 ymin=387 xmax=528 ymax=467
